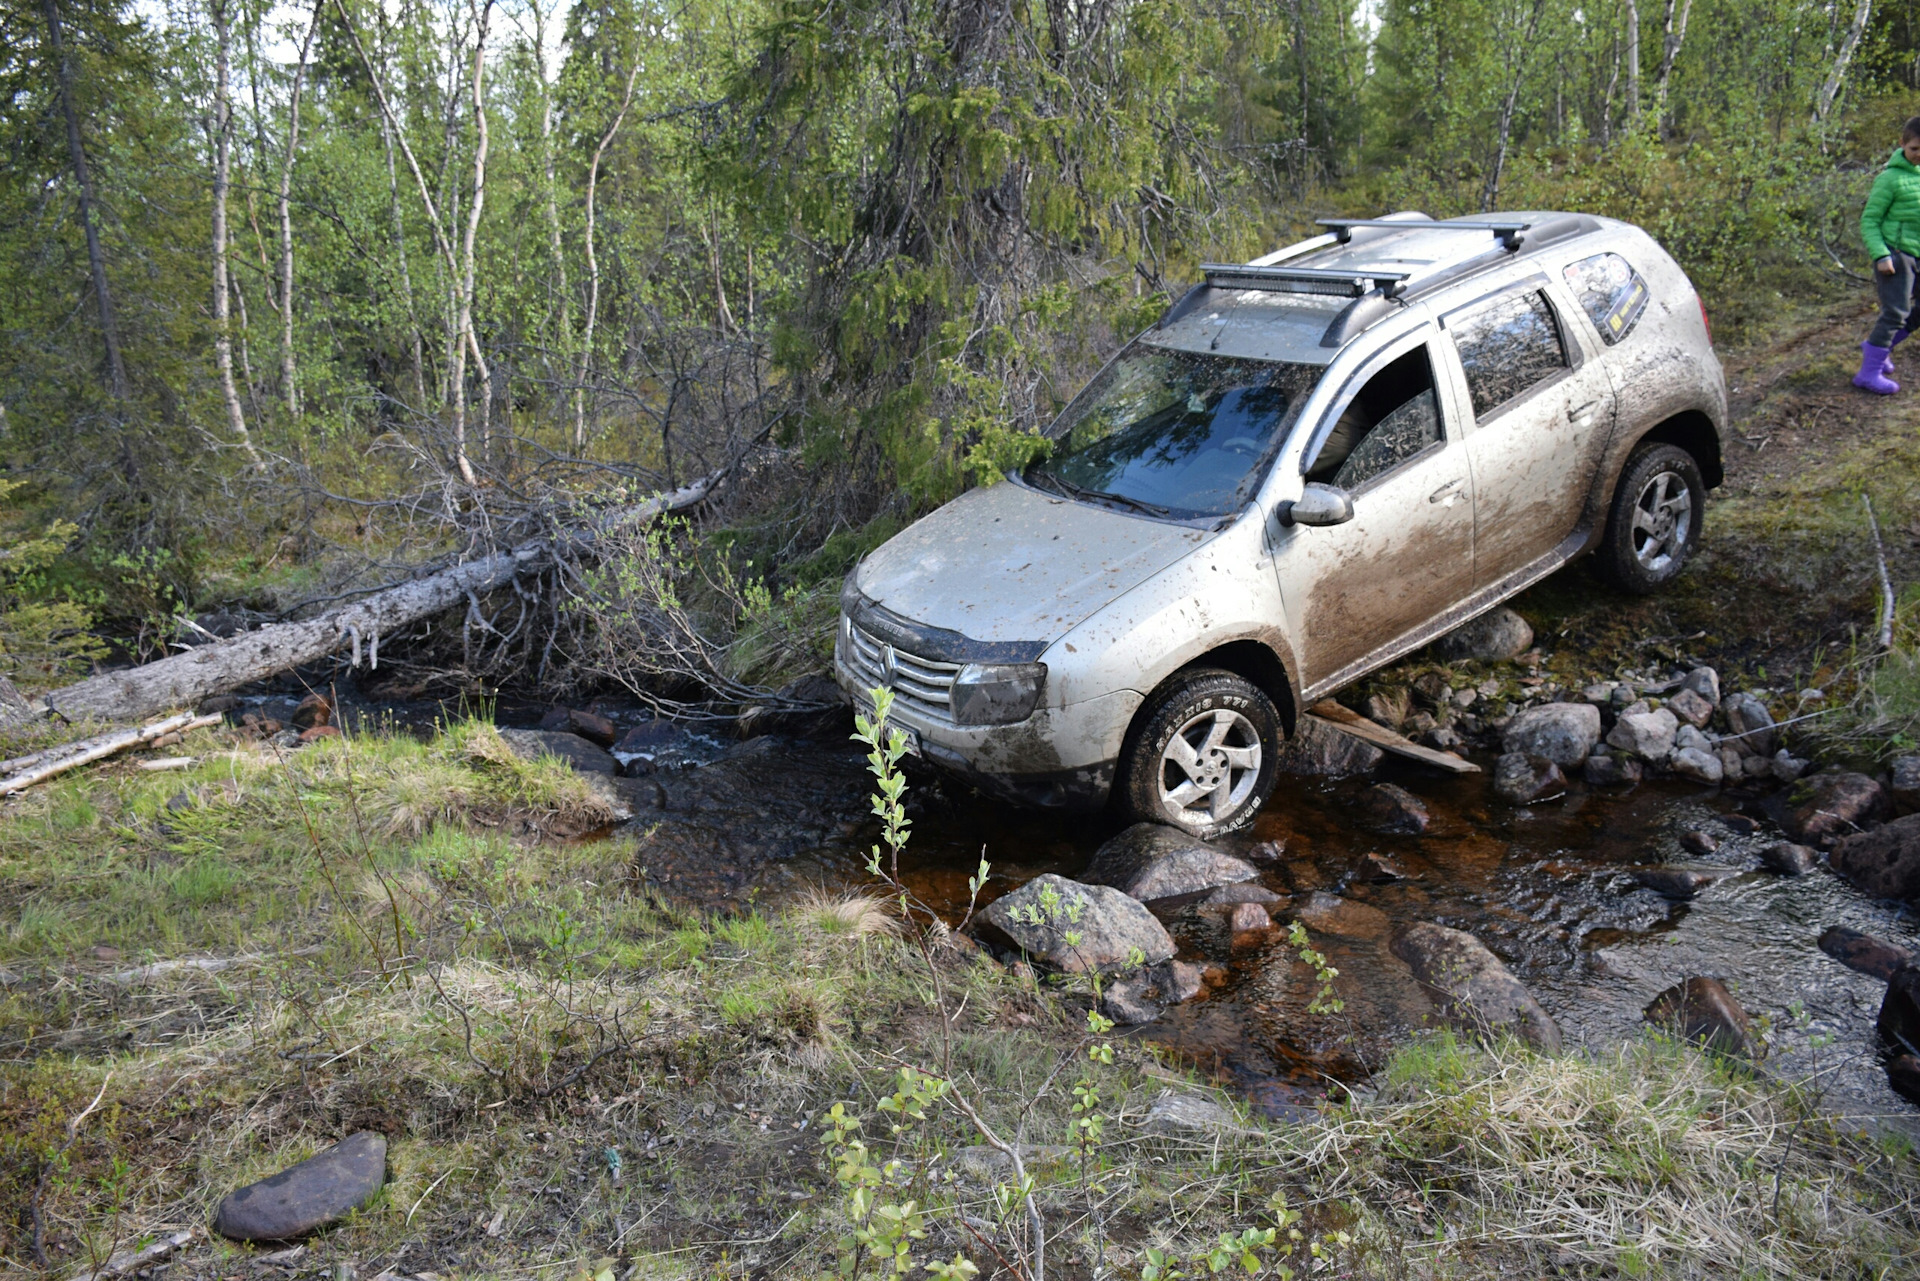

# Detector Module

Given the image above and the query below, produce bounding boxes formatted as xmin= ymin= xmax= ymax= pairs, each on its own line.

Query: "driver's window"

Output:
xmin=1303 ymin=345 xmax=1443 ymax=492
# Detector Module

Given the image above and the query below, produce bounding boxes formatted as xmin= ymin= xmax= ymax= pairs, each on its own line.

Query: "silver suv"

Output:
xmin=835 ymin=211 xmax=1727 ymax=837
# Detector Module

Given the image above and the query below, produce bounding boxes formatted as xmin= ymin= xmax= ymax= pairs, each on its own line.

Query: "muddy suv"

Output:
xmin=835 ymin=211 xmax=1727 ymax=836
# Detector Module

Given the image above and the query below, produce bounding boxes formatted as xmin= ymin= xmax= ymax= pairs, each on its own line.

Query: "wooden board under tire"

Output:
xmin=1305 ymin=699 xmax=1482 ymax=774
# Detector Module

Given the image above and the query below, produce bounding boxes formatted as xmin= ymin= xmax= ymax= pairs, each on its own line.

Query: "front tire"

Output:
xmin=1119 ymin=668 xmax=1282 ymax=839
xmin=1597 ymin=442 xmax=1705 ymax=594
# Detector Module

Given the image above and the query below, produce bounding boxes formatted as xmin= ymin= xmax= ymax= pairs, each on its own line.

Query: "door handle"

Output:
xmin=1428 ymin=478 xmax=1466 ymax=506
xmin=1568 ymin=399 xmax=1601 ymax=426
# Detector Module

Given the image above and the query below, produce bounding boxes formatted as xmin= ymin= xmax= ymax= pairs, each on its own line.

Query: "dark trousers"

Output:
xmin=1871 ymin=251 xmax=1920 ymax=347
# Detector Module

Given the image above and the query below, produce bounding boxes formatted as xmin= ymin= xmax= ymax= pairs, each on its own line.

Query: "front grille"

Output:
xmin=842 ymin=619 xmax=961 ymax=723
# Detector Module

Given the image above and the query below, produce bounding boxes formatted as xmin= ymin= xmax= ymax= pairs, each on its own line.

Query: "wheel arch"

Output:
xmin=1637 ymin=410 xmax=1723 ymax=488
xmin=1120 ymin=639 xmax=1300 ymax=754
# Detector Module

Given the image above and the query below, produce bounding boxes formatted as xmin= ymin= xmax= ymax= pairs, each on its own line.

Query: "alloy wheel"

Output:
xmin=1629 ymin=470 xmax=1693 ymax=575
xmin=1158 ymin=708 xmax=1263 ymax=826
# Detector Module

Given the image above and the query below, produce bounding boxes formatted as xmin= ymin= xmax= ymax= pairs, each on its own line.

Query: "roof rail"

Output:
xmin=1199 ymin=263 xmax=1412 ymax=298
xmin=1315 ymin=217 xmax=1531 ymax=251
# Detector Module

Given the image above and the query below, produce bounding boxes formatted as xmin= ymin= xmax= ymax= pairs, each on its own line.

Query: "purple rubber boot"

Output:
xmin=1856 ymin=343 xmax=1900 ymax=394
xmin=1885 ymin=329 xmax=1909 ymax=378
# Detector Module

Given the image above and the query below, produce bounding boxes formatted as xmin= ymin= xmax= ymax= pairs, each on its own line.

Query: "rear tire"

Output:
xmin=1597 ymin=442 xmax=1705 ymax=594
xmin=1119 ymin=668 xmax=1282 ymax=839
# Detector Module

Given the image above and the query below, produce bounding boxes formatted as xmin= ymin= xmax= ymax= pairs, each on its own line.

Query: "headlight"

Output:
xmin=950 ymin=662 xmax=1047 ymax=726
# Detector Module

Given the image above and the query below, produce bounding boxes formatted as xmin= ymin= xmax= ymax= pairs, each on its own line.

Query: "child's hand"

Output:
xmin=1878 ymin=257 xmax=1898 ymax=276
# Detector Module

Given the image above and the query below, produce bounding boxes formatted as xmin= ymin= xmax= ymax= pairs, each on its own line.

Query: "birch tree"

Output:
xmin=208 ymin=0 xmax=261 ymax=464
xmin=1813 ymin=0 xmax=1873 ymax=125
xmin=275 ymin=0 xmax=322 ymax=419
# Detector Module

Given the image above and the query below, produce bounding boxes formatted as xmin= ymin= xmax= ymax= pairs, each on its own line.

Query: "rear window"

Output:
xmin=1563 ymin=252 xmax=1649 ymax=345
xmin=1451 ymin=290 xmax=1569 ymax=420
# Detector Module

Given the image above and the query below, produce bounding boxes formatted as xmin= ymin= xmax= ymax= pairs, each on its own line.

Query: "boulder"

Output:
xmin=1666 ymin=688 xmax=1715 ymax=729
xmin=1493 ymin=753 xmax=1566 ymax=804
xmin=1430 ymin=607 xmax=1534 ymax=662
xmin=1142 ymin=1092 xmax=1257 ymax=1136
xmin=1889 ymin=1055 xmax=1920 ymax=1106
xmin=1668 ymin=746 xmax=1724 ymax=786
xmin=1673 ymin=725 xmax=1713 ymax=755
xmin=1292 ymin=891 xmax=1389 ymax=940
xmin=1643 ymin=977 xmax=1758 ymax=1057
xmin=1390 ymin=922 xmax=1561 ymax=1051
xmin=1771 ymin=750 xmax=1809 ymax=784
xmin=1721 ymin=693 xmax=1776 ymax=758
xmin=980 ymin=875 xmax=1175 ymax=973
xmin=1681 ymin=667 xmax=1721 ymax=707
xmin=540 ymin=708 xmax=617 ymax=748
xmin=1227 ymin=901 xmax=1272 ymax=937
xmin=1892 ymin=756 xmax=1920 ymax=817
xmin=1500 ymin=702 xmax=1602 ymax=767
xmin=1829 ymin=813 xmax=1920 ymax=900
xmin=1877 ymin=966 xmax=1920 ymax=1058
xmin=1607 ymin=707 xmax=1679 ymax=762
xmin=1273 ymin=715 xmax=1383 ymax=777
xmin=1787 ymin=772 xmax=1889 ymax=847
xmin=214 ymin=1132 xmax=387 ymax=1241
xmin=498 ymin=728 xmax=618 ymax=775
xmin=1101 ymin=960 xmax=1203 ymax=1025
xmin=1584 ymin=752 xmax=1643 ymax=787
xmin=1818 ymin=925 xmax=1915 ymax=982
xmin=1631 ymin=867 xmax=1723 ymax=900
xmin=1357 ymin=783 xmax=1430 ymax=835
xmin=1082 ymin=823 xmax=1259 ymax=901
xmin=1757 ymin=842 xmax=1820 ymax=876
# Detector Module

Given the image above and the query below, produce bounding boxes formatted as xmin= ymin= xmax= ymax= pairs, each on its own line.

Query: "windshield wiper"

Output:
xmin=1025 ymin=468 xmax=1171 ymax=518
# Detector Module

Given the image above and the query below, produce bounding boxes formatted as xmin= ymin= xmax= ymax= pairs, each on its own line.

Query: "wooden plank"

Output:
xmin=1306 ymin=699 xmax=1481 ymax=774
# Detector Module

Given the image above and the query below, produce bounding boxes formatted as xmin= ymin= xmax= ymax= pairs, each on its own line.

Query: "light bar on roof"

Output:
xmin=1199 ymin=263 xmax=1412 ymax=298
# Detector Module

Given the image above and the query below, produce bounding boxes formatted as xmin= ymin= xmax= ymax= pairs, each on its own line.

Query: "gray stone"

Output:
xmin=949 ymin=1145 xmax=1072 ymax=1183
xmin=1291 ymin=891 xmax=1389 ymax=940
xmin=1584 ymin=752 xmax=1643 ymax=787
xmin=1082 ymin=823 xmax=1258 ymax=901
xmin=1357 ymin=783 xmax=1430 ymax=834
xmin=1389 ymin=922 xmax=1562 ymax=1051
xmin=1786 ymin=772 xmax=1888 ymax=846
xmin=1668 ymin=746 xmax=1724 ymax=786
xmin=1610 ymin=685 xmax=1641 ymax=712
xmin=1667 ymin=688 xmax=1715 ymax=729
xmin=1363 ymin=689 xmax=1408 ymax=730
xmin=1818 ymin=925 xmax=1914 ymax=981
xmin=214 ymin=1132 xmax=387 ymax=1241
xmin=1200 ymin=882 xmax=1284 ymax=908
xmin=1771 ymin=750 xmax=1809 ymax=783
xmin=1273 ymin=715 xmax=1384 ymax=778
xmin=1830 ymin=813 xmax=1920 ymax=901
xmin=1644 ymin=978 xmax=1759 ymax=1058
xmin=1718 ymin=747 xmax=1746 ymax=780
xmin=980 ymin=875 xmax=1175 ymax=973
xmin=1500 ymin=702 xmax=1601 ymax=768
xmin=1892 ymin=756 xmax=1920 ymax=816
xmin=1681 ymin=667 xmax=1721 ymax=707
xmin=1227 ymin=901 xmax=1272 ymax=936
xmin=1431 ymin=607 xmax=1534 ymax=662
xmin=1494 ymin=753 xmax=1566 ymax=804
xmin=1680 ymin=829 xmax=1719 ymax=854
xmin=1673 ymin=725 xmax=1712 ymax=754
xmin=1142 ymin=1092 xmax=1257 ymax=1136
xmin=539 ymin=707 xmax=616 ymax=748
xmin=1743 ymin=753 xmax=1775 ymax=781
xmin=1632 ymin=866 xmax=1723 ymax=900
xmin=1101 ymin=960 xmax=1203 ymax=1024
xmin=1607 ymin=707 xmax=1679 ymax=762
xmin=498 ymin=728 xmax=618 ymax=775
xmin=1758 ymin=842 xmax=1820 ymax=875
xmin=1581 ymin=683 xmax=1616 ymax=706
xmin=1721 ymin=693 xmax=1776 ymax=758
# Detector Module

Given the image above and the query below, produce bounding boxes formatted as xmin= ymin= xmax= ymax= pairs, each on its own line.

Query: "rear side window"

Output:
xmin=1563 ymin=252 xmax=1649 ymax=345
xmin=1305 ymin=345 xmax=1444 ymax=491
xmin=1451 ymin=290 xmax=1568 ymax=420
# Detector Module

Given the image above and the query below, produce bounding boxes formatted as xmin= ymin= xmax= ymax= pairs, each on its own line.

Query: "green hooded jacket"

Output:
xmin=1864 ymin=147 xmax=1920 ymax=262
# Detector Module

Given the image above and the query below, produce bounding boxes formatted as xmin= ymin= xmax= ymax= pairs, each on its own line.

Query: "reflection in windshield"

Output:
xmin=1030 ymin=344 xmax=1322 ymax=518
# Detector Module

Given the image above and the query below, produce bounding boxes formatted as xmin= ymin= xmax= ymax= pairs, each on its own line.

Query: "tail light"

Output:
xmin=1698 ymin=296 xmax=1713 ymax=345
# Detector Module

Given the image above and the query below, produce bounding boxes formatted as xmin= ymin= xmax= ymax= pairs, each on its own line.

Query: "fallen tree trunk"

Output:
xmin=0 ymin=712 xmax=222 ymax=796
xmin=39 ymin=473 xmax=720 ymax=725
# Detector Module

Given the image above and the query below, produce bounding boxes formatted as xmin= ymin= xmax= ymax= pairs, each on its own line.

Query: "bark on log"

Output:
xmin=40 ymin=473 xmax=719 ymax=725
xmin=0 ymin=712 xmax=222 ymax=796
xmin=0 ymin=673 xmax=30 ymax=733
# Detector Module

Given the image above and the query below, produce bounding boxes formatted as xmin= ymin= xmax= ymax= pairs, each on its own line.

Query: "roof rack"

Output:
xmin=1199 ymin=263 xmax=1412 ymax=298
xmin=1315 ymin=217 xmax=1532 ymax=251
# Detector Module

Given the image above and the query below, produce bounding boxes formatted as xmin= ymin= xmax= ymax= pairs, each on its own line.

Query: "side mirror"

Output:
xmin=1277 ymin=482 xmax=1355 ymax=528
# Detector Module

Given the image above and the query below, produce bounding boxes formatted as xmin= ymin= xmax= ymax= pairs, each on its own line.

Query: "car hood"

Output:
xmin=854 ymin=480 xmax=1212 ymax=646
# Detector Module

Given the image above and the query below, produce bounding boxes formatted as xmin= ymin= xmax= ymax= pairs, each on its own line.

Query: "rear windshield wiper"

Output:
xmin=1025 ymin=468 xmax=1170 ymax=518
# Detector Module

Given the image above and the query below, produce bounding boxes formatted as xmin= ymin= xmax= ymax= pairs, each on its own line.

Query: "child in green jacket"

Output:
xmin=1856 ymin=116 xmax=1920 ymax=395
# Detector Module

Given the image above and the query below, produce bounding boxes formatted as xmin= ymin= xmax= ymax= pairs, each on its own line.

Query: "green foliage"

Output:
xmin=0 ymin=477 xmax=101 ymax=688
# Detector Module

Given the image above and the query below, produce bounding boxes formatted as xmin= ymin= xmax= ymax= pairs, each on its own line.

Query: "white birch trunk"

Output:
xmin=577 ymin=60 xmax=642 ymax=452
xmin=1814 ymin=0 xmax=1874 ymax=125
xmin=210 ymin=0 xmax=261 ymax=465
xmin=277 ymin=0 xmax=323 ymax=419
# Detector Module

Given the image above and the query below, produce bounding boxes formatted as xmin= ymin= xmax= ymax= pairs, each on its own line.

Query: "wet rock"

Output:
xmin=1643 ymin=977 xmax=1758 ymax=1058
xmin=1292 ymin=891 xmax=1389 ymax=940
xmin=1877 ymin=966 xmax=1920 ymax=1058
xmin=1818 ymin=925 xmax=1915 ymax=981
xmin=1830 ymin=813 xmax=1920 ymax=900
xmin=979 ymin=875 xmax=1175 ymax=973
xmin=1681 ymin=667 xmax=1721 ymax=707
xmin=1143 ymin=1091 xmax=1257 ymax=1136
xmin=1742 ymin=753 xmax=1776 ymax=782
xmin=1227 ymin=901 xmax=1272 ymax=938
xmin=1721 ymin=693 xmax=1776 ymax=758
xmin=1584 ymin=751 xmax=1643 ymax=787
xmin=1357 ymin=783 xmax=1429 ymax=835
xmin=1758 ymin=841 xmax=1820 ymax=876
xmin=1673 ymin=725 xmax=1713 ymax=755
xmin=1680 ymin=829 xmax=1719 ymax=855
xmin=1363 ymin=689 xmax=1408 ymax=730
xmin=540 ymin=708 xmax=617 ymax=749
xmin=1721 ymin=814 xmax=1762 ymax=834
xmin=1422 ymin=725 xmax=1464 ymax=752
xmin=1083 ymin=823 xmax=1258 ymax=901
xmin=1358 ymin=852 xmax=1413 ymax=882
xmin=1771 ymin=750 xmax=1809 ymax=784
xmin=1500 ymin=702 xmax=1601 ymax=767
xmin=1889 ymin=1055 xmax=1920 ymax=1106
xmin=1274 ymin=714 xmax=1384 ymax=777
xmin=1101 ymin=960 xmax=1203 ymax=1025
xmin=1430 ymin=607 xmax=1534 ymax=662
xmin=498 ymin=728 xmax=618 ymax=775
xmin=1631 ymin=867 xmax=1723 ymax=900
xmin=1401 ymin=710 xmax=1438 ymax=739
xmin=1244 ymin=839 xmax=1287 ymax=863
xmin=1607 ymin=707 xmax=1678 ymax=762
xmin=1787 ymin=772 xmax=1888 ymax=846
xmin=214 ymin=1132 xmax=387 ymax=1241
xmin=1389 ymin=922 xmax=1561 ymax=1051
xmin=1200 ymin=883 xmax=1284 ymax=908
xmin=1668 ymin=746 xmax=1724 ymax=786
xmin=1667 ymin=688 xmax=1715 ymax=729
xmin=291 ymin=694 xmax=333 ymax=731
xmin=1892 ymin=756 xmax=1920 ymax=816
xmin=1493 ymin=753 xmax=1566 ymax=804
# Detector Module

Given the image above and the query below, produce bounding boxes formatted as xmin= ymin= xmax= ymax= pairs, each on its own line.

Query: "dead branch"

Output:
xmin=1 ymin=713 xmax=222 ymax=796
xmin=1865 ymin=493 xmax=1895 ymax=651
xmin=66 ymin=1228 xmax=197 ymax=1281
xmin=30 ymin=1072 xmax=111 ymax=1266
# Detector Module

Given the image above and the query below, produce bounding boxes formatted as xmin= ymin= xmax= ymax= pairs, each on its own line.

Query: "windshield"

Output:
xmin=1030 ymin=344 xmax=1322 ymax=519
